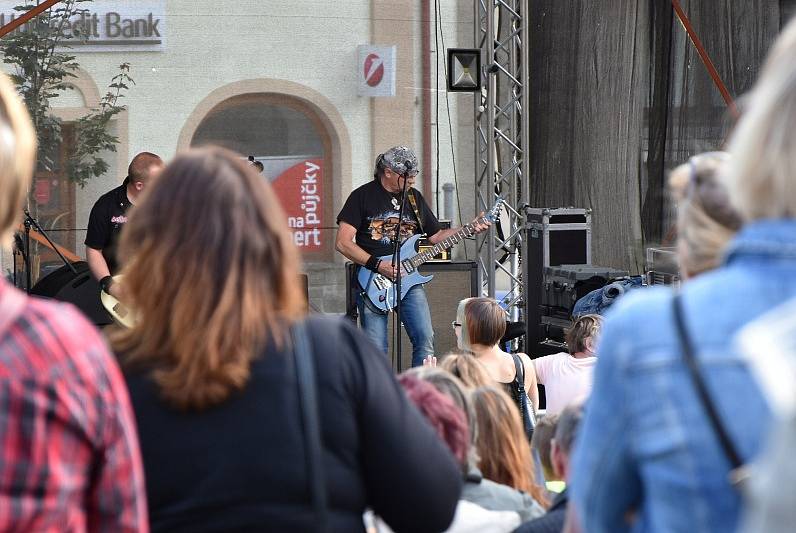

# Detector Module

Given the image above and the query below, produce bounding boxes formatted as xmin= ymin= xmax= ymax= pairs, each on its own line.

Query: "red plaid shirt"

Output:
xmin=0 ymin=280 xmax=147 ymax=532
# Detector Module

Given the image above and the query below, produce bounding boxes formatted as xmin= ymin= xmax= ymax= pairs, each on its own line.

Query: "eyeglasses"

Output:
xmin=451 ymin=321 xmax=461 ymax=329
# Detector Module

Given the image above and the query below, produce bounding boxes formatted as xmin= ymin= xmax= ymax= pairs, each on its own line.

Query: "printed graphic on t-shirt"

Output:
xmin=367 ymin=212 xmax=418 ymax=244
xmin=111 ymin=215 xmax=128 ymax=225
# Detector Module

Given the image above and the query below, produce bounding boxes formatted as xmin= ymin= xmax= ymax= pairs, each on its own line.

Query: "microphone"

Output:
xmin=402 ymin=160 xmax=414 ymax=177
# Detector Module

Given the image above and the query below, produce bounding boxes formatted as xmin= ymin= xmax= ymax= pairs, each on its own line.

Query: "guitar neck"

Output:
xmin=407 ymin=218 xmax=485 ymax=269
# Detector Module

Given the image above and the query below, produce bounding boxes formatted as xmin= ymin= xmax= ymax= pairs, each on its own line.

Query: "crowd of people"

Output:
xmin=2 ymin=15 xmax=796 ymax=533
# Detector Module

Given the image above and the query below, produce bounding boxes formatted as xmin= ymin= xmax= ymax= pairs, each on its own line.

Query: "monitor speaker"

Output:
xmin=29 ymin=261 xmax=112 ymax=326
xmin=347 ymin=261 xmax=479 ymax=371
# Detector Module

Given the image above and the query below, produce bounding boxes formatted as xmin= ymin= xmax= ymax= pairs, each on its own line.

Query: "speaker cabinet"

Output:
xmin=525 ymin=208 xmax=591 ymax=357
xmin=347 ymin=261 xmax=479 ymax=370
xmin=29 ymin=261 xmax=111 ymax=326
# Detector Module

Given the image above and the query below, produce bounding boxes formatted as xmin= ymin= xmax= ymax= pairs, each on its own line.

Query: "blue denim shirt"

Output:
xmin=570 ymin=220 xmax=796 ymax=533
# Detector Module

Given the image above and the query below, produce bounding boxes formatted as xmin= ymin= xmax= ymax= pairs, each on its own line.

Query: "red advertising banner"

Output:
xmin=267 ymin=158 xmax=323 ymax=252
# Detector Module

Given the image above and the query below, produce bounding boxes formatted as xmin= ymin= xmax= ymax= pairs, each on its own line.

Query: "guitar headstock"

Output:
xmin=484 ymin=198 xmax=506 ymax=223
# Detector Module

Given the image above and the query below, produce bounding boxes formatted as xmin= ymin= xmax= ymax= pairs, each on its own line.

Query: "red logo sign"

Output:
xmin=364 ymin=53 xmax=384 ymax=87
xmin=271 ymin=159 xmax=324 ymax=252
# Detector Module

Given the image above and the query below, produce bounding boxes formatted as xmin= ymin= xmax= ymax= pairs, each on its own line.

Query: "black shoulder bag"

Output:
xmin=292 ymin=321 xmax=329 ymax=531
xmin=510 ymin=353 xmax=536 ymax=441
xmin=672 ymin=293 xmax=749 ymax=489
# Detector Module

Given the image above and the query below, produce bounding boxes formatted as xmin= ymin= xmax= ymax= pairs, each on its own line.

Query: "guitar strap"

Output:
xmin=407 ymin=190 xmax=426 ymax=235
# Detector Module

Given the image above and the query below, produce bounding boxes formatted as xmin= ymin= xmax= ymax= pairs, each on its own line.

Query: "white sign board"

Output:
xmin=357 ymin=45 xmax=396 ymax=97
xmin=0 ymin=0 xmax=166 ymax=52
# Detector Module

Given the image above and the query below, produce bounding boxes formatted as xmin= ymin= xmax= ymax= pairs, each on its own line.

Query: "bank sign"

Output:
xmin=0 ymin=0 xmax=166 ymax=52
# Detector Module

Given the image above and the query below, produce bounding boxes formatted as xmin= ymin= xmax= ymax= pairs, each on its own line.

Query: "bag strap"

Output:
xmin=292 ymin=321 xmax=329 ymax=531
xmin=510 ymin=353 xmax=536 ymax=433
xmin=511 ymin=352 xmax=525 ymax=393
xmin=407 ymin=190 xmax=426 ymax=235
xmin=672 ymin=293 xmax=744 ymax=472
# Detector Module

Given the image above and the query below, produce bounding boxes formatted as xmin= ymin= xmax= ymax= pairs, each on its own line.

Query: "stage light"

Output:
xmin=447 ymin=48 xmax=481 ymax=92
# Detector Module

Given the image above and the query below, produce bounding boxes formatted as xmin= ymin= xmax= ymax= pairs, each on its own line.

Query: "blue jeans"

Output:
xmin=357 ymin=284 xmax=434 ymax=367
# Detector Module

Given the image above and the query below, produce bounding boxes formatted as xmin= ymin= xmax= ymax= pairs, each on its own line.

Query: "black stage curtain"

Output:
xmin=528 ymin=0 xmax=782 ymax=273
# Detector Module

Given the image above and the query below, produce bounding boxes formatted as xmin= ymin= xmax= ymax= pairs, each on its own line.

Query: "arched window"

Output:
xmin=191 ymin=94 xmax=332 ymax=260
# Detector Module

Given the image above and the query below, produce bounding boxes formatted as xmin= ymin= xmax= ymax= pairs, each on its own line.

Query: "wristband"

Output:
xmin=365 ymin=255 xmax=379 ymax=272
xmin=100 ymin=275 xmax=114 ymax=293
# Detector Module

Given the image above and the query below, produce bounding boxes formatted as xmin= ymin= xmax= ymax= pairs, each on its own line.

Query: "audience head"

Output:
xmin=471 ymin=386 xmax=548 ymax=507
xmin=0 ymin=72 xmax=36 ymax=248
xmin=404 ymin=367 xmax=479 ymax=473
xmin=126 ymin=152 xmax=164 ymax=190
xmin=669 ymin=152 xmax=741 ymax=278
xmin=550 ymin=403 xmax=584 ymax=481
xmin=247 ymin=155 xmax=264 ymax=173
xmin=398 ymin=374 xmax=470 ymax=471
xmin=565 ymin=314 xmax=603 ymax=356
xmin=455 ymin=297 xmax=506 ymax=352
xmin=726 ymin=18 xmax=796 ymax=221
xmin=531 ymin=413 xmax=560 ymax=482
xmin=439 ymin=352 xmax=493 ymax=389
xmin=111 ymin=146 xmax=305 ymax=410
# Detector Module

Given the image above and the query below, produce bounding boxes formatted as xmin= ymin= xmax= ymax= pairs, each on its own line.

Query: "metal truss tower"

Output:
xmin=474 ymin=0 xmax=529 ymax=324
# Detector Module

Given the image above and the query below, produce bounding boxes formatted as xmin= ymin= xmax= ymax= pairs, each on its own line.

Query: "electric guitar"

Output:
xmin=358 ymin=199 xmax=505 ymax=312
xmin=100 ymin=276 xmax=137 ymax=328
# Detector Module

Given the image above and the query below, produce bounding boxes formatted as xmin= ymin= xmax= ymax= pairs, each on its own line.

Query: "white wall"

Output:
xmin=2 ymin=0 xmax=481 ymax=303
xmin=69 ymin=0 xmax=373 ymax=253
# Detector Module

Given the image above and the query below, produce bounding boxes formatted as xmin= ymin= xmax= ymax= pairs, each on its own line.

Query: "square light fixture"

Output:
xmin=447 ymin=48 xmax=481 ymax=92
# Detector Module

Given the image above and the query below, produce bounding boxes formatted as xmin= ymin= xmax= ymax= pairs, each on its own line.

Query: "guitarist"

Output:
xmin=336 ymin=146 xmax=489 ymax=367
xmin=85 ymin=152 xmax=163 ymax=299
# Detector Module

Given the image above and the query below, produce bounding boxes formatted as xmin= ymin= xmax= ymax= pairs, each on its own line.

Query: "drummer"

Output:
xmin=85 ymin=152 xmax=163 ymax=298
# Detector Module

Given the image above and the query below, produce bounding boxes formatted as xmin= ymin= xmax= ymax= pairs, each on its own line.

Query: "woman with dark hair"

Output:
xmin=454 ymin=297 xmax=538 ymax=432
xmin=111 ymin=147 xmax=462 ymax=532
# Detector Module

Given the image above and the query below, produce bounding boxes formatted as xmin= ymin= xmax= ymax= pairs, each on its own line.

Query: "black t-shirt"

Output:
xmin=84 ymin=184 xmax=132 ymax=274
xmin=336 ymin=179 xmax=441 ymax=257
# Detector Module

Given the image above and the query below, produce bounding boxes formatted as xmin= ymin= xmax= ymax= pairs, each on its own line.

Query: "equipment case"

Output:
xmin=526 ymin=207 xmax=592 ymax=267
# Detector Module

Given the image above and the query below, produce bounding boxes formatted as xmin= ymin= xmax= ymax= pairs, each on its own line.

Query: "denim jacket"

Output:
xmin=570 ymin=220 xmax=796 ymax=533
xmin=572 ymin=276 xmax=645 ymax=317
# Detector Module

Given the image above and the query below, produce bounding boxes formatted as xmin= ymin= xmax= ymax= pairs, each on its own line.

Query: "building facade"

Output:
xmin=2 ymin=0 xmax=479 ymax=313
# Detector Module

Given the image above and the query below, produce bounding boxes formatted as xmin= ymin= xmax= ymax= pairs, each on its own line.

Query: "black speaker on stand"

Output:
xmin=30 ymin=261 xmax=112 ymax=326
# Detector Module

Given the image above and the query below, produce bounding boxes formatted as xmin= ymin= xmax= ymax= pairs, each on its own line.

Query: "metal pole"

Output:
xmin=485 ymin=1 xmax=496 ymax=298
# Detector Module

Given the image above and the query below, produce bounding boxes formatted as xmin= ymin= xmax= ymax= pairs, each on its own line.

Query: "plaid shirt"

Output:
xmin=0 ymin=280 xmax=147 ymax=532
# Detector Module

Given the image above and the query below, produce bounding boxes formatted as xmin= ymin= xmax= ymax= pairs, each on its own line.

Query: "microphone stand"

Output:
xmin=391 ymin=169 xmax=412 ymax=373
xmin=12 ymin=233 xmax=25 ymax=289
xmin=22 ymin=209 xmax=76 ymax=293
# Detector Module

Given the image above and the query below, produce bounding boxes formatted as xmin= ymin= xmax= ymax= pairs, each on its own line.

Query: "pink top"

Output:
xmin=533 ymin=351 xmax=597 ymax=415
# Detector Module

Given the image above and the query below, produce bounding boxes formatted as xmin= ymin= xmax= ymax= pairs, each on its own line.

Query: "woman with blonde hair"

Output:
xmin=571 ymin=17 xmax=796 ymax=533
xmin=112 ymin=147 xmax=462 ymax=532
xmin=471 ymin=386 xmax=548 ymax=509
xmin=0 ymin=73 xmax=147 ymax=529
xmin=439 ymin=352 xmax=493 ymax=389
xmin=668 ymin=151 xmax=742 ymax=279
xmin=533 ymin=314 xmax=603 ymax=416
